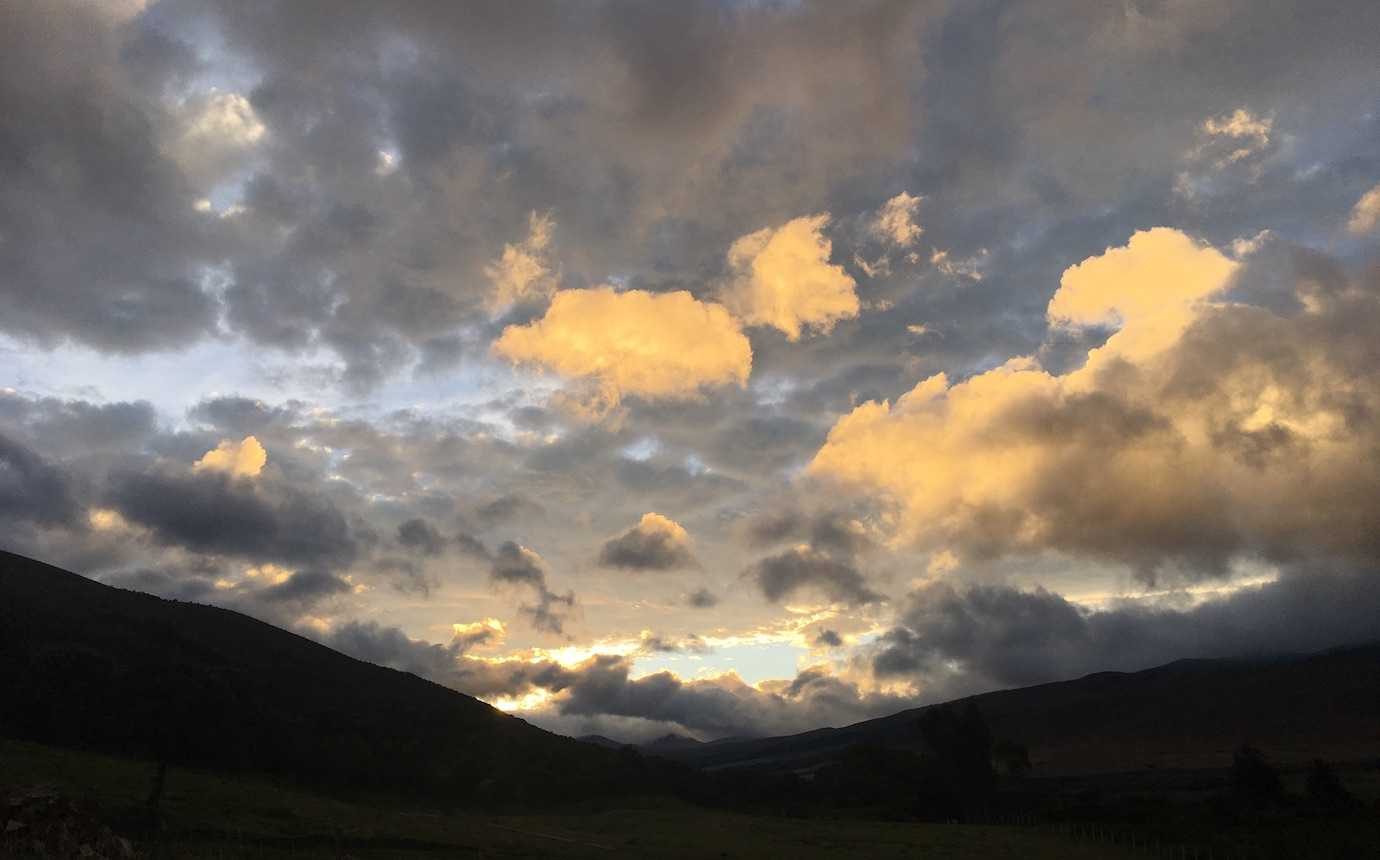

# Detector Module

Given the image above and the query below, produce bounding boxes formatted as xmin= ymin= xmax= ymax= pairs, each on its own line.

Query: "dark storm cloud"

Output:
xmin=98 ymin=566 xmax=220 ymax=605
xmin=0 ymin=433 xmax=81 ymax=528
xmin=814 ymin=629 xmax=844 ymax=648
xmin=0 ymin=0 xmax=938 ymax=388
xmin=3 ymin=0 xmax=1375 ymax=408
xmin=0 ymin=1 xmax=219 ymax=353
xmin=685 ymin=587 xmax=719 ymax=609
xmin=188 ymin=397 xmax=300 ymax=437
xmin=475 ymin=494 xmax=545 ymax=526
xmin=105 ymin=470 xmax=357 ymax=568
xmin=315 ymin=618 xmax=577 ymax=701
xmin=637 ymin=632 xmax=709 ymax=655
xmin=455 ymin=531 xmax=492 ymax=560
xmin=323 ymin=619 xmax=467 ymax=679
xmin=259 ymin=568 xmax=352 ymax=604
xmin=873 ymin=566 xmax=1380 ymax=695
xmin=746 ymin=546 xmax=883 ymax=606
xmin=597 ymin=515 xmax=698 ymax=571
xmin=376 ymin=556 xmax=437 ymax=597
xmin=0 ymin=397 xmax=158 ymax=457
xmin=490 ymin=541 xmax=575 ymax=634
xmin=396 ymin=517 xmax=446 ymax=557
xmin=96 ymin=558 xmax=351 ymax=627
xmin=741 ymin=507 xmax=878 ymax=558
xmin=704 ymin=415 xmax=824 ymax=476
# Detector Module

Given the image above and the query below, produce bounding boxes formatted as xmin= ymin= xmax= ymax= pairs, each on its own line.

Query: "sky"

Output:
xmin=2 ymin=0 xmax=1379 ymax=743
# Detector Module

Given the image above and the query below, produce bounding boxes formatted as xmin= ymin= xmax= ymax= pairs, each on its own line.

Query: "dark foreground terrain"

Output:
xmin=1 ymin=737 xmax=1142 ymax=859
xmin=3 ymin=550 xmax=1379 ymax=858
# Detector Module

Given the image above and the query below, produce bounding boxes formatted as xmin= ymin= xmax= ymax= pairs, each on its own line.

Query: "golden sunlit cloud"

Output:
xmin=809 ymin=228 xmax=1378 ymax=578
xmin=1347 ymin=182 xmax=1380 ymax=235
xmin=721 ymin=214 xmax=859 ymax=340
xmin=1197 ymin=108 xmax=1272 ymax=165
xmin=453 ymin=618 xmax=506 ymax=638
xmin=634 ymin=512 xmax=689 ymax=546
xmin=194 ymin=435 xmax=268 ymax=477
xmin=485 ymin=211 xmax=557 ymax=310
xmin=871 ymin=192 xmax=923 ymax=247
xmin=1049 ymin=227 xmax=1238 ymax=377
xmin=452 ymin=618 xmax=507 ymax=650
xmin=244 ymin=563 xmax=294 ymax=585
xmin=88 ymin=508 xmax=132 ymax=532
xmin=493 ymin=287 xmax=752 ymax=415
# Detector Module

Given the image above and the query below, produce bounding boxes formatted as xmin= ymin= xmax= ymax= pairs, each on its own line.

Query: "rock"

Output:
xmin=0 ymin=786 xmax=139 ymax=859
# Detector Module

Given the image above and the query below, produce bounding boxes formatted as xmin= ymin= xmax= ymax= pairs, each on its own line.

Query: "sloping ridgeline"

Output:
xmin=655 ymin=645 xmax=1380 ymax=776
xmin=0 ymin=551 xmax=657 ymax=805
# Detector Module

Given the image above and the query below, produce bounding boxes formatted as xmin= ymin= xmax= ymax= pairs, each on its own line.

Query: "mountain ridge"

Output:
xmin=0 ymin=549 xmax=659 ymax=804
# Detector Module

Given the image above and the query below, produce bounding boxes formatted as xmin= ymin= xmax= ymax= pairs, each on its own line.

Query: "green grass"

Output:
xmin=0 ymin=738 xmax=1135 ymax=858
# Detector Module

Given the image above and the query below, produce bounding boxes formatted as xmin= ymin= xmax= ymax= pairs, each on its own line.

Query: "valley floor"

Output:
xmin=0 ymin=738 xmax=1132 ymax=859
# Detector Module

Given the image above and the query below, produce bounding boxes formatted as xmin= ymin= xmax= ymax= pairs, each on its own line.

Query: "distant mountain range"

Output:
xmin=634 ymin=644 xmax=1380 ymax=776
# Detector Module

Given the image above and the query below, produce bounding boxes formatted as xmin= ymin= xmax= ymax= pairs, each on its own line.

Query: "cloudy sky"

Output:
xmin=3 ymin=0 xmax=1379 ymax=742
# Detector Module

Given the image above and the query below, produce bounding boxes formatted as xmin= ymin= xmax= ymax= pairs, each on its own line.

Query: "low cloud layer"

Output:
xmin=872 ymin=565 xmax=1380 ymax=699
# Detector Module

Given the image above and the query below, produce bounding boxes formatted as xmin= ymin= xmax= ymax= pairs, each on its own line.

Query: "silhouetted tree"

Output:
xmin=1231 ymin=744 xmax=1283 ymax=809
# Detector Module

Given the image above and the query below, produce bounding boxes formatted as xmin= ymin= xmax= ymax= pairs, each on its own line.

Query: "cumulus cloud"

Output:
xmin=597 ymin=512 xmax=697 ymax=571
xmin=1347 ymin=182 xmax=1380 ymax=235
xmin=720 ymin=214 xmax=859 ymax=340
xmin=745 ymin=545 xmax=882 ymax=606
xmin=194 ymin=435 xmax=268 ymax=478
xmin=105 ymin=470 xmax=357 ymax=569
xmin=490 ymin=541 xmax=576 ymax=634
xmin=811 ymin=230 xmax=1380 ymax=581
xmin=485 ymin=211 xmax=557 ymax=310
xmin=493 ymin=287 xmax=752 ymax=416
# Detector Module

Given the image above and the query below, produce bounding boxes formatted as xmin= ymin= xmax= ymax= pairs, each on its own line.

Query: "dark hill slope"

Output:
xmin=0 ymin=551 xmax=649 ymax=804
xmin=661 ymin=645 xmax=1380 ymax=775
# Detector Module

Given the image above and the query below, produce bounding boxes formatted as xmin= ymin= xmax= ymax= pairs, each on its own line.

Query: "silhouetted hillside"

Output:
xmin=656 ymin=645 xmax=1380 ymax=775
xmin=0 ymin=551 xmax=659 ymax=805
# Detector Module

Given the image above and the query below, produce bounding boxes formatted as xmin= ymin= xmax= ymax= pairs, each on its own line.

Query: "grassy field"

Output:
xmin=0 ymin=738 xmax=1135 ymax=858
